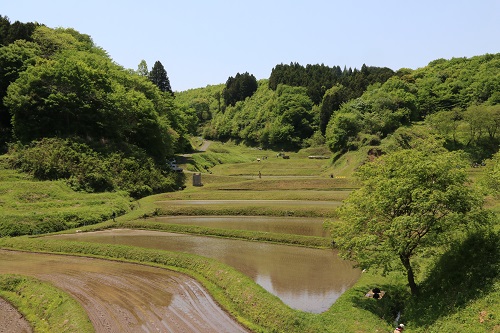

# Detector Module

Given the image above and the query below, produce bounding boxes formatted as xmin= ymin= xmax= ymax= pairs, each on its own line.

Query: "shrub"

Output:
xmin=7 ymin=138 xmax=180 ymax=198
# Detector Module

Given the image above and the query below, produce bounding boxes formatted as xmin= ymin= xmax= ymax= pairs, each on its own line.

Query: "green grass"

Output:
xmin=0 ymin=157 xmax=132 ymax=236
xmin=0 ymin=274 xmax=94 ymax=333
xmin=1 ymin=142 xmax=500 ymax=332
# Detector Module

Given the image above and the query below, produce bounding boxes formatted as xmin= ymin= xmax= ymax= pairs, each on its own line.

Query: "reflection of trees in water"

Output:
xmin=51 ymin=230 xmax=361 ymax=313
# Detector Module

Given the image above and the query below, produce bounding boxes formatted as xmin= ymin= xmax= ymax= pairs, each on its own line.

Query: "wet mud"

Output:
xmin=0 ymin=297 xmax=32 ymax=333
xmin=51 ymin=229 xmax=361 ymax=313
xmin=0 ymin=250 xmax=249 ymax=333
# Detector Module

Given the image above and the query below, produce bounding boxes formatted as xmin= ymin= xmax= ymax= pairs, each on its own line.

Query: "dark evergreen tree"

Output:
xmin=0 ymin=15 xmax=9 ymax=45
xmin=0 ymin=15 xmax=38 ymax=46
xmin=269 ymin=62 xmax=394 ymax=105
xmin=149 ymin=60 xmax=173 ymax=96
xmin=223 ymin=72 xmax=258 ymax=106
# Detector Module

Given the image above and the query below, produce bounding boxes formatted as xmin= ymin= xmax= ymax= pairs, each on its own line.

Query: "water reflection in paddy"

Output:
xmin=151 ymin=216 xmax=330 ymax=237
xmin=50 ymin=229 xmax=360 ymax=313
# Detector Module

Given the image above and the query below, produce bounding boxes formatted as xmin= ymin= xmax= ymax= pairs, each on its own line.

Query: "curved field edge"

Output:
xmin=0 ymin=237 xmax=393 ymax=333
xmin=59 ymin=220 xmax=333 ymax=249
xmin=0 ymin=274 xmax=94 ymax=333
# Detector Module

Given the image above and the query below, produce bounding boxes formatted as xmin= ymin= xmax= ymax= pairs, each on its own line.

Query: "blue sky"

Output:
xmin=3 ymin=1 xmax=499 ymax=91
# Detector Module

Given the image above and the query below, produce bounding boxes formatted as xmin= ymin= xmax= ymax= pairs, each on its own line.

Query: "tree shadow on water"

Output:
xmin=404 ymin=231 xmax=500 ymax=327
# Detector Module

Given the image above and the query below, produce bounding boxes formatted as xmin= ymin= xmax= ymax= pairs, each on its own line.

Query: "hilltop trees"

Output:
xmin=5 ymin=48 xmax=175 ymax=162
xmin=0 ymin=15 xmax=39 ymax=46
xmin=269 ymin=62 xmax=395 ymax=105
xmin=223 ymin=72 xmax=258 ymax=107
xmin=149 ymin=60 xmax=173 ymax=96
xmin=2 ymin=26 xmax=188 ymax=160
xmin=329 ymin=148 xmax=491 ymax=295
xmin=136 ymin=59 xmax=149 ymax=76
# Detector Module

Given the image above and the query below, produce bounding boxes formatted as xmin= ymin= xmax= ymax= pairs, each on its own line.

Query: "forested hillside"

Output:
xmin=178 ymin=54 xmax=500 ymax=162
xmin=2 ymin=15 xmax=500 ymax=196
xmin=0 ymin=16 xmax=194 ymax=197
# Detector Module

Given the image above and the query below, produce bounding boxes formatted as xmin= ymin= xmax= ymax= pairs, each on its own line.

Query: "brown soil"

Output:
xmin=0 ymin=297 xmax=32 ymax=333
xmin=0 ymin=250 xmax=250 ymax=333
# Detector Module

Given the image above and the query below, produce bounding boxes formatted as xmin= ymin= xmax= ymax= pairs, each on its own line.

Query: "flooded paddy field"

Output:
xmin=49 ymin=229 xmax=361 ymax=313
xmin=155 ymin=199 xmax=342 ymax=208
xmin=149 ymin=215 xmax=330 ymax=237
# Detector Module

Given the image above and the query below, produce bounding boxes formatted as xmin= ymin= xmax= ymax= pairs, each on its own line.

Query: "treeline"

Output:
xmin=0 ymin=15 xmax=39 ymax=45
xmin=178 ymin=54 xmax=500 ymax=160
xmin=325 ymin=54 xmax=500 ymax=161
xmin=269 ymin=62 xmax=395 ymax=105
xmin=0 ymin=16 xmax=193 ymax=197
xmin=176 ymin=63 xmax=396 ymax=150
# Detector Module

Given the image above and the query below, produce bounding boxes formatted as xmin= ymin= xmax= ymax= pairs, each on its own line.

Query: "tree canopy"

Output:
xmin=328 ymin=148 xmax=491 ymax=295
xmin=177 ymin=54 xmax=500 ymax=154
xmin=269 ymin=62 xmax=395 ymax=104
xmin=222 ymin=72 xmax=258 ymax=107
xmin=0 ymin=24 xmax=191 ymax=197
xmin=0 ymin=15 xmax=39 ymax=46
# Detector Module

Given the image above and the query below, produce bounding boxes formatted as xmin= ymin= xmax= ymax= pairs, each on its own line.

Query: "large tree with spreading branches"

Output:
xmin=328 ymin=147 xmax=492 ymax=295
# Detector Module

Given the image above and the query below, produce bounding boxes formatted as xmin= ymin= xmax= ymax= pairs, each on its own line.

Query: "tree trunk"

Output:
xmin=400 ymin=254 xmax=419 ymax=296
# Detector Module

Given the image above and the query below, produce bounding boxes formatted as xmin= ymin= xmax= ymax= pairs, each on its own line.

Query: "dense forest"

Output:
xmin=177 ymin=54 xmax=500 ymax=162
xmin=0 ymin=16 xmax=195 ymax=197
xmin=2 ymin=15 xmax=500 ymax=196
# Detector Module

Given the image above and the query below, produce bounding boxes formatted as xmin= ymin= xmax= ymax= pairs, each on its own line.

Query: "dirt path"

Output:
xmin=0 ymin=297 xmax=32 ymax=333
xmin=0 ymin=250 xmax=250 ymax=333
xmin=198 ymin=139 xmax=212 ymax=152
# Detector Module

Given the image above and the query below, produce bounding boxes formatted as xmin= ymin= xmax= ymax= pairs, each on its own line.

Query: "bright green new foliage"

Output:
xmin=330 ymin=148 xmax=491 ymax=295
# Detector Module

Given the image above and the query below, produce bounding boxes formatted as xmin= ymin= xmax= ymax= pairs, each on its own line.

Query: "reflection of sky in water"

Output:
xmin=255 ymin=274 xmax=349 ymax=313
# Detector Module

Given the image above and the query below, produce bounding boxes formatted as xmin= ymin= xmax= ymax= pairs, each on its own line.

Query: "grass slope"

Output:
xmin=0 ymin=274 xmax=94 ymax=333
xmin=1 ymin=142 xmax=499 ymax=332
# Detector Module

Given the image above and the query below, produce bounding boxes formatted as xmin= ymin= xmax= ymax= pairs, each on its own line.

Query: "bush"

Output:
xmin=7 ymin=138 xmax=180 ymax=198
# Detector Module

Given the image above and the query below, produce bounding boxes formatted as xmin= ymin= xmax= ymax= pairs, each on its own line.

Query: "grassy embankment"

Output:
xmin=0 ymin=156 xmax=132 ymax=237
xmin=1 ymin=141 xmax=499 ymax=332
xmin=0 ymin=274 xmax=94 ymax=333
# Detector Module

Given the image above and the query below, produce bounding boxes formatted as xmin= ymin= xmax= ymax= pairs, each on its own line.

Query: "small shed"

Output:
xmin=193 ymin=173 xmax=203 ymax=186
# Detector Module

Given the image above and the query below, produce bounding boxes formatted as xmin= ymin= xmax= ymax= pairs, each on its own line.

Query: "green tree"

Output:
xmin=481 ymin=150 xmax=500 ymax=196
xmin=273 ymin=85 xmax=315 ymax=147
xmin=5 ymin=50 xmax=114 ymax=142
xmin=0 ymin=39 xmax=40 ymax=149
xmin=325 ymin=111 xmax=361 ymax=153
xmin=136 ymin=59 xmax=148 ymax=76
xmin=149 ymin=60 xmax=173 ymax=95
xmin=485 ymin=105 xmax=500 ymax=139
xmin=328 ymin=148 xmax=490 ymax=295
xmin=222 ymin=72 xmax=258 ymax=107
xmin=319 ymin=84 xmax=348 ymax=134
xmin=425 ymin=108 xmax=462 ymax=146
xmin=463 ymin=104 xmax=490 ymax=146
